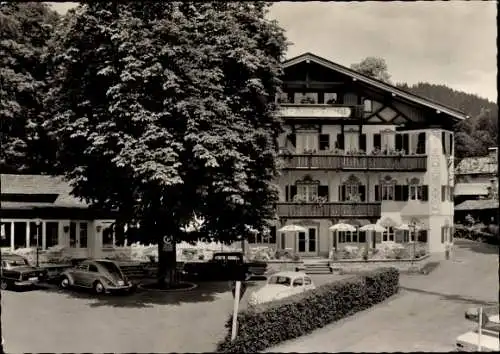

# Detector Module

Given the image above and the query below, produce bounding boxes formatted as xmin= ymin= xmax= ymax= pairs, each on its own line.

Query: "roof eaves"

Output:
xmin=283 ymin=53 xmax=468 ymax=121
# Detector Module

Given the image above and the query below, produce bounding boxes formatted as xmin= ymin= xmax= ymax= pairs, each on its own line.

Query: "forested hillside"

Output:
xmin=351 ymin=58 xmax=498 ymax=160
xmin=398 ymin=82 xmax=498 ymax=159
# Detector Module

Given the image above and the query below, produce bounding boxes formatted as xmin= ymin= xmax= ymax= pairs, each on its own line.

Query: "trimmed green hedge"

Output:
xmin=216 ymin=267 xmax=399 ymax=353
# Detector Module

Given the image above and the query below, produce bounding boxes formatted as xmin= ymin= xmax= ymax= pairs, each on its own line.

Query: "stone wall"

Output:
xmin=330 ymin=254 xmax=430 ymax=273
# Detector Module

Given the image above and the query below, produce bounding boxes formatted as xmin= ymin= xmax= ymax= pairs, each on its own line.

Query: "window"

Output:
xmin=293 ymin=278 xmax=304 ymax=287
xmin=45 ymin=222 xmax=59 ymax=248
xmin=88 ymin=264 xmax=99 ymax=272
xmin=345 ymin=132 xmax=359 ymax=152
xmin=416 ymin=132 xmax=426 ymax=154
xmin=277 ymin=92 xmax=289 ymax=104
xmin=325 ymin=93 xmax=337 ymax=104
xmin=319 ymin=134 xmax=330 ymax=150
xmin=77 ymin=263 xmax=88 ymax=271
xmin=102 ymin=226 xmax=115 ymax=247
xmin=382 ymin=184 xmax=395 ymax=201
xmin=358 ymin=231 xmax=366 ymax=243
xmin=0 ymin=223 xmax=11 ymax=248
xmin=295 ymin=92 xmax=318 ymax=104
xmin=69 ymin=222 xmax=77 ymax=248
xmin=13 ymin=222 xmax=26 ymax=249
xmin=382 ymin=227 xmax=395 ymax=242
xmin=79 ymin=222 xmax=88 ymax=248
xmin=29 ymin=222 xmax=41 ymax=248
xmin=409 ymin=184 xmax=419 ymax=200
xmin=297 ymin=183 xmax=318 ymax=202
xmin=297 ymin=134 xmax=318 ymax=152
xmin=363 ymin=99 xmax=372 ymax=112
xmin=304 ymin=277 xmax=312 ymax=285
xmin=418 ymin=230 xmax=428 ymax=243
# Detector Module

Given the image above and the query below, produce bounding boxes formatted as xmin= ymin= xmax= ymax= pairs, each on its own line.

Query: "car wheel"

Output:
xmin=59 ymin=276 xmax=70 ymax=289
xmin=93 ymin=281 xmax=105 ymax=294
xmin=0 ymin=279 xmax=9 ymax=290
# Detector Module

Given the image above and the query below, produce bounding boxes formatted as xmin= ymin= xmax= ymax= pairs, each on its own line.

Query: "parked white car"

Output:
xmin=248 ymin=271 xmax=315 ymax=306
xmin=456 ymin=312 xmax=500 ymax=352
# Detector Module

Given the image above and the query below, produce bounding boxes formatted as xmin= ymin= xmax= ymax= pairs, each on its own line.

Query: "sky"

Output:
xmin=50 ymin=1 xmax=497 ymax=102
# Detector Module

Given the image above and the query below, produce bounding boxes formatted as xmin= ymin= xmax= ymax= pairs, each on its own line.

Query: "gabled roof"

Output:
xmin=454 ymin=183 xmax=490 ymax=196
xmin=455 ymin=199 xmax=499 ymax=211
xmin=455 ymin=156 xmax=497 ymax=175
xmin=283 ymin=52 xmax=468 ymax=122
xmin=0 ymin=174 xmax=87 ymax=209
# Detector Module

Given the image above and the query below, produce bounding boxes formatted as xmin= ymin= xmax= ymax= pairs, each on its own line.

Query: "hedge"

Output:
xmin=216 ymin=267 xmax=399 ymax=353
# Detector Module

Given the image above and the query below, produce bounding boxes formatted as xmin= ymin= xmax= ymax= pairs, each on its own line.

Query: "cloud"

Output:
xmin=49 ymin=2 xmax=497 ymax=101
xmin=268 ymin=1 xmax=497 ymax=101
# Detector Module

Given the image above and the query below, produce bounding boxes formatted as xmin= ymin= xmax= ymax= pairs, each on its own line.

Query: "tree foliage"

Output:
xmin=0 ymin=2 xmax=60 ymax=173
xmin=350 ymin=56 xmax=391 ymax=83
xmin=44 ymin=2 xmax=288 ymax=282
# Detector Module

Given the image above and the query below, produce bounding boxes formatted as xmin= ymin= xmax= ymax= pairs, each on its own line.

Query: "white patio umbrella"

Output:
xmin=360 ymin=224 xmax=387 ymax=251
xmin=329 ymin=223 xmax=357 ymax=252
xmin=278 ymin=224 xmax=307 ymax=251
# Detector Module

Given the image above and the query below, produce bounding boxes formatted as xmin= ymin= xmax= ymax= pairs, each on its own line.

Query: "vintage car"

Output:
xmin=248 ymin=271 xmax=315 ymax=306
xmin=59 ymin=259 xmax=134 ymax=294
xmin=456 ymin=307 xmax=500 ymax=352
xmin=1 ymin=253 xmax=48 ymax=290
xmin=183 ymin=252 xmax=267 ymax=281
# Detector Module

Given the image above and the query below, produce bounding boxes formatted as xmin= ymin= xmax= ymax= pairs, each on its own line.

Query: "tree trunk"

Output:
xmin=156 ymin=234 xmax=178 ymax=288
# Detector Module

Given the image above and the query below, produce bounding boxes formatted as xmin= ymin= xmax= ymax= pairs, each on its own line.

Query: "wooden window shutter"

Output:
xmin=394 ymin=185 xmax=402 ymax=201
xmin=359 ymin=134 xmax=367 ymax=152
xmin=402 ymin=134 xmax=409 ymax=153
xmin=395 ymin=134 xmax=403 ymax=151
xmin=441 ymin=227 xmax=445 ymax=243
xmin=441 ymin=131 xmax=446 ymax=154
xmin=374 ymin=185 xmax=380 ymax=201
xmin=421 ymin=185 xmax=429 ymax=201
xmin=285 ymin=185 xmax=289 ymax=201
xmin=290 ymin=185 xmax=297 ymax=201
xmin=269 ymin=226 xmax=277 ymax=243
xmin=289 ymin=133 xmax=296 ymax=147
xmin=339 ymin=185 xmax=346 ymax=201
xmin=402 ymin=185 xmax=409 ymax=201
xmin=358 ymin=185 xmax=366 ymax=202
xmin=441 ymin=186 xmax=446 ymax=202
xmin=336 ymin=134 xmax=344 ymax=150
xmin=373 ymin=133 xmax=381 ymax=150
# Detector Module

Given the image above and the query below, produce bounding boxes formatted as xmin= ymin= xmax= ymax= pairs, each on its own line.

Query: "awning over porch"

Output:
xmin=341 ymin=219 xmax=371 ymax=227
xmin=454 ymin=183 xmax=489 ymax=196
xmin=455 ymin=199 xmax=499 ymax=211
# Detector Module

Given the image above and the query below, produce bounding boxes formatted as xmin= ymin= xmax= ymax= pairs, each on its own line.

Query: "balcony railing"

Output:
xmin=277 ymin=202 xmax=381 ymax=218
xmin=279 ymin=104 xmax=363 ymax=119
xmin=280 ymin=154 xmax=427 ymax=171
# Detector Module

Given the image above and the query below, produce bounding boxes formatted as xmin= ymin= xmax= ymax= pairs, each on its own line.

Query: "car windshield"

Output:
xmin=268 ymin=276 xmax=291 ymax=286
xmin=6 ymin=259 xmax=29 ymax=267
xmin=96 ymin=261 xmax=122 ymax=275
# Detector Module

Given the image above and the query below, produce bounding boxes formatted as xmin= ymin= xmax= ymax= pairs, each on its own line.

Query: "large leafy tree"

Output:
xmin=45 ymin=2 xmax=287 ymax=286
xmin=0 ymin=2 xmax=60 ymax=173
xmin=350 ymin=56 xmax=391 ymax=83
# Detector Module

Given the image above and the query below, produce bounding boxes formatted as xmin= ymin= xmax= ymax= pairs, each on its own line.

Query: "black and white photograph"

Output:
xmin=0 ymin=1 xmax=498 ymax=353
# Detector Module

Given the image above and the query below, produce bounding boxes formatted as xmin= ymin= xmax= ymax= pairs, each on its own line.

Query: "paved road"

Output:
xmin=266 ymin=240 xmax=499 ymax=352
xmin=2 ymin=240 xmax=497 ymax=352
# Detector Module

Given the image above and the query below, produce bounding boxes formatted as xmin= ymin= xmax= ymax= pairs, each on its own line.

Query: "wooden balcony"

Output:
xmin=279 ymin=104 xmax=363 ymax=119
xmin=280 ymin=154 xmax=427 ymax=171
xmin=277 ymin=202 xmax=381 ymax=218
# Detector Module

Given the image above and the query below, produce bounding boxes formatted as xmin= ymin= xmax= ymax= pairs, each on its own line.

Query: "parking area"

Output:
xmin=2 ymin=240 xmax=498 ymax=353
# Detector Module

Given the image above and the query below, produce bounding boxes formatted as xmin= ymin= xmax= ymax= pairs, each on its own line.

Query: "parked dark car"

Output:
xmin=182 ymin=252 xmax=268 ymax=281
xmin=59 ymin=259 xmax=135 ymax=294
xmin=1 ymin=253 xmax=48 ymax=290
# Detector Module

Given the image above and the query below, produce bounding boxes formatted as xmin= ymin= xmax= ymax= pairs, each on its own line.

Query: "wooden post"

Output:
xmin=477 ymin=307 xmax=482 ymax=352
xmin=231 ymin=281 xmax=241 ymax=341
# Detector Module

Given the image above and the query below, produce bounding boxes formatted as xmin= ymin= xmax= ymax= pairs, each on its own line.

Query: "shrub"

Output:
xmin=216 ymin=267 xmax=399 ymax=353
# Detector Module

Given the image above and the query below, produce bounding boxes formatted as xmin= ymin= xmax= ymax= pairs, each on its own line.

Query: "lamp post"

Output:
xmin=35 ymin=218 xmax=42 ymax=267
xmin=409 ymin=221 xmax=416 ymax=266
